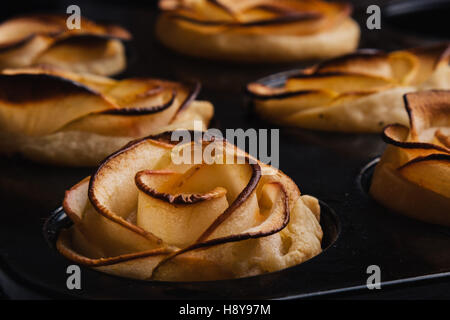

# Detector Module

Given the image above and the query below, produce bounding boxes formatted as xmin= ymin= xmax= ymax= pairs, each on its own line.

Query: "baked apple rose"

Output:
xmin=248 ymin=44 xmax=450 ymax=132
xmin=156 ymin=0 xmax=359 ymax=62
xmin=0 ymin=14 xmax=131 ymax=76
xmin=57 ymin=132 xmax=323 ymax=281
xmin=0 ymin=67 xmax=213 ymax=166
xmin=370 ymin=91 xmax=450 ymax=226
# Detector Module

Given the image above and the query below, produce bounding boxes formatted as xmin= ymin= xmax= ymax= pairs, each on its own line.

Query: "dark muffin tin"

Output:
xmin=1 ymin=0 xmax=450 ymax=299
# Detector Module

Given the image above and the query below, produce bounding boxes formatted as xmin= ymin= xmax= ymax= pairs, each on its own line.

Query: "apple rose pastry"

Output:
xmin=0 ymin=67 xmax=213 ymax=166
xmin=370 ymin=91 xmax=450 ymax=226
xmin=56 ymin=132 xmax=323 ymax=281
xmin=156 ymin=0 xmax=360 ymax=62
xmin=248 ymin=44 xmax=450 ymax=132
xmin=0 ymin=14 xmax=131 ymax=76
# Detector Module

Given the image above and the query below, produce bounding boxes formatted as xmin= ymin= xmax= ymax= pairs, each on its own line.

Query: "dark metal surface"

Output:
xmin=0 ymin=0 xmax=449 ymax=299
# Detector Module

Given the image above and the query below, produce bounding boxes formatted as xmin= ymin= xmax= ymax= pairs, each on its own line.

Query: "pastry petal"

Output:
xmin=370 ymin=90 xmax=450 ymax=226
xmin=248 ymin=44 xmax=450 ymax=132
xmin=57 ymin=132 xmax=323 ymax=281
xmin=0 ymin=14 xmax=131 ymax=75
xmin=0 ymin=67 xmax=213 ymax=166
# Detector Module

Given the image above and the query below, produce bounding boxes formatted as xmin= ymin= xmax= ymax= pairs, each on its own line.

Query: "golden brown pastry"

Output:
xmin=0 ymin=67 xmax=213 ymax=166
xmin=57 ymin=132 xmax=323 ymax=281
xmin=248 ymin=44 xmax=450 ymax=132
xmin=156 ymin=0 xmax=360 ymax=62
xmin=0 ymin=14 xmax=131 ymax=75
xmin=370 ymin=90 xmax=450 ymax=226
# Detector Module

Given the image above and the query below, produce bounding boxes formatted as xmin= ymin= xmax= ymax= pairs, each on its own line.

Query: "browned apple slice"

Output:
xmin=388 ymin=50 xmax=419 ymax=85
xmin=404 ymin=90 xmax=450 ymax=140
xmin=285 ymin=72 xmax=394 ymax=94
xmin=162 ymin=0 xmax=351 ymax=36
xmin=60 ymin=82 xmax=203 ymax=136
xmin=136 ymin=168 xmax=229 ymax=247
xmin=382 ymin=124 xmax=449 ymax=157
xmin=88 ymin=138 xmax=174 ymax=231
xmin=63 ymin=177 xmax=163 ymax=257
xmin=34 ymin=38 xmax=126 ymax=76
xmin=0 ymin=14 xmax=130 ymax=72
xmin=252 ymin=89 xmax=337 ymax=121
xmin=314 ymin=50 xmax=392 ymax=78
xmin=151 ymin=180 xmax=288 ymax=275
xmin=0 ymin=14 xmax=130 ymax=49
xmin=57 ymin=229 xmax=172 ymax=280
xmin=0 ymin=72 xmax=117 ymax=135
xmin=59 ymin=86 xmax=178 ymax=136
xmin=398 ymin=154 xmax=450 ymax=198
xmin=408 ymin=43 xmax=450 ymax=85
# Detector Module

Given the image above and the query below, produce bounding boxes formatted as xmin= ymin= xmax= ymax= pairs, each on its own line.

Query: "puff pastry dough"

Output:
xmin=57 ymin=132 xmax=323 ymax=281
xmin=248 ymin=44 xmax=450 ymax=132
xmin=0 ymin=67 xmax=213 ymax=166
xmin=370 ymin=90 xmax=450 ymax=226
xmin=0 ymin=14 xmax=131 ymax=75
xmin=156 ymin=0 xmax=360 ymax=62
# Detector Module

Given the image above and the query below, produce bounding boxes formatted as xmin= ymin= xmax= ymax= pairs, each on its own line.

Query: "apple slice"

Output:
xmin=315 ymin=50 xmax=392 ymax=78
xmin=285 ymin=72 xmax=393 ymax=94
xmin=0 ymin=14 xmax=130 ymax=70
xmin=388 ymin=50 xmax=419 ymax=85
xmin=87 ymin=138 xmax=174 ymax=244
xmin=60 ymin=87 xmax=178 ymax=137
xmin=151 ymin=181 xmax=288 ymax=274
xmin=398 ymin=154 xmax=450 ymax=198
xmin=404 ymin=90 xmax=450 ymax=139
xmin=0 ymin=72 xmax=117 ymax=135
xmin=136 ymin=168 xmax=229 ymax=248
xmin=57 ymin=229 xmax=172 ymax=280
xmin=63 ymin=177 xmax=163 ymax=258
xmin=253 ymin=89 xmax=337 ymax=120
xmin=408 ymin=43 xmax=450 ymax=85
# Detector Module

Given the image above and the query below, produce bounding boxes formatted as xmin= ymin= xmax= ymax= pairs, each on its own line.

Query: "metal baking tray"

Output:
xmin=1 ymin=0 xmax=449 ymax=299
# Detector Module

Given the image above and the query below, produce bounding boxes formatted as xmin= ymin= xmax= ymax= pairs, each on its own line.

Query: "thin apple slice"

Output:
xmin=0 ymin=72 xmax=117 ymax=135
xmin=33 ymin=38 xmax=126 ymax=76
xmin=63 ymin=177 xmax=162 ymax=258
xmin=164 ymin=0 xmax=235 ymax=24
xmin=388 ymin=50 xmax=419 ymax=85
xmin=60 ymin=83 xmax=206 ymax=137
xmin=273 ymin=88 xmax=409 ymax=132
xmin=87 ymin=138 xmax=175 ymax=247
xmin=398 ymin=154 xmax=450 ymax=198
xmin=57 ymin=229 xmax=172 ymax=280
xmin=59 ymin=88 xmax=178 ymax=137
xmin=161 ymin=0 xmax=351 ymax=36
xmin=136 ymin=168 xmax=229 ymax=247
xmin=285 ymin=72 xmax=394 ymax=94
xmin=0 ymin=14 xmax=130 ymax=70
xmin=315 ymin=50 xmax=392 ymax=78
xmin=253 ymin=89 xmax=337 ymax=120
xmin=404 ymin=90 xmax=450 ymax=140
xmin=408 ymin=43 xmax=450 ymax=85
xmin=151 ymin=181 xmax=288 ymax=274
